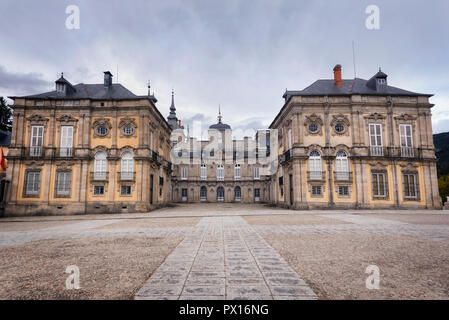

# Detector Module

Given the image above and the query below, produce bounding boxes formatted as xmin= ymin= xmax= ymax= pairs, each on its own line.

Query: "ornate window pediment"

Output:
xmin=56 ymin=161 xmax=74 ymax=170
xmin=369 ymin=161 xmax=388 ymax=172
xmin=330 ymin=114 xmax=350 ymax=136
xmin=394 ymin=113 xmax=417 ymax=131
xmin=400 ymin=162 xmax=419 ymax=173
xmin=119 ymin=117 xmax=137 ymax=138
xmin=26 ymin=114 xmax=49 ymax=124
xmin=92 ymin=118 xmax=112 ymax=138
xmin=304 ymin=114 xmax=323 ymax=136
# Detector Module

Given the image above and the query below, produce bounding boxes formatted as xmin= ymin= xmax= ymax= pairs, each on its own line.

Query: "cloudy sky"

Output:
xmin=1 ymin=0 xmax=448 ymax=135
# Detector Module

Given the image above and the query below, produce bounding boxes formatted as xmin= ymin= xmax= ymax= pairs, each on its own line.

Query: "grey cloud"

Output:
xmin=0 ymin=65 xmax=51 ymax=96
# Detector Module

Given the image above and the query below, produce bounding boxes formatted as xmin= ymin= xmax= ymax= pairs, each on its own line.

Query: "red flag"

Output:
xmin=0 ymin=148 xmax=6 ymax=171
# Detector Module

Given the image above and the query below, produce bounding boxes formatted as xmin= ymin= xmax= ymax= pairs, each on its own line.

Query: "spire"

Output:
xmin=147 ymin=80 xmax=151 ymax=96
xmin=218 ymin=104 xmax=222 ymax=124
xmin=170 ymin=89 xmax=176 ymax=112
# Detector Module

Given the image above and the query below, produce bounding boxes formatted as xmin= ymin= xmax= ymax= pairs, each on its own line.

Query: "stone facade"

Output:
xmin=269 ymin=66 xmax=442 ymax=209
xmin=4 ymin=72 xmax=172 ymax=216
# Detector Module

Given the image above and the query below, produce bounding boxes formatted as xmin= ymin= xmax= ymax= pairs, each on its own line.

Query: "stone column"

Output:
xmin=111 ymin=112 xmax=118 ymax=149
xmin=109 ymin=160 xmax=116 ymax=202
xmin=42 ymin=163 xmax=52 ymax=203
xmin=83 ymin=115 xmax=91 ymax=148
xmin=354 ymin=159 xmax=364 ymax=207
xmin=77 ymin=116 xmax=84 ymax=148
xmin=7 ymin=160 xmax=19 ymax=203
xmin=79 ymin=160 xmax=89 ymax=212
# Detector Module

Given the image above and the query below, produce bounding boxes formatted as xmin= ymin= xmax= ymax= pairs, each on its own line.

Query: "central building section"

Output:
xmin=170 ymin=108 xmax=273 ymax=203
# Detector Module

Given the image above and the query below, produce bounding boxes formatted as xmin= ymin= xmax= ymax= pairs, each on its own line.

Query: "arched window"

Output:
xmin=200 ymin=186 xmax=207 ymax=202
xmin=335 ymin=150 xmax=349 ymax=180
xmin=234 ymin=186 xmax=241 ymax=202
xmin=308 ymin=150 xmax=322 ymax=180
xmin=234 ymin=164 xmax=241 ymax=180
xmin=120 ymin=152 xmax=134 ymax=180
xmin=217 ymin=186 xmax=224 ymax=202
xmin=93 ymin=151 xmax=107 ymax=180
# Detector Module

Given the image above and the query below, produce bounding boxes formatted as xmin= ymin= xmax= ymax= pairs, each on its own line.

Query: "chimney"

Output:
xmin=333 ymin=64 xmax=342 ymax=87
xmin=104 ymin=71 xmax=113 ymax=88
xmin=178 ymin=120 xmax=182 ymax=128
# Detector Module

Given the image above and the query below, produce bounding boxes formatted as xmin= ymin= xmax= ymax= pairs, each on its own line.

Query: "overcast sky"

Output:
xmin=1 ymin=0 xmax=448 ymax=135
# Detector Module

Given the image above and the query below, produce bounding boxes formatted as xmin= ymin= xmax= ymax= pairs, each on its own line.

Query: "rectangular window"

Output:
xmin=25 ymin=171 xmax=41 ymax=196
xmin=399 ymin=124 xmax=414 ymax=157
xmin=200 ymin=165 xmax=207 ymax=180
xmin=254 ymin=167 xmax=260 ymax=180
xmin=217 ymin=165 xmax=224 ymax=181
xmin=56 ymin=171 xmax=71 ymax=196
xmin=30 ymin=125 xmax=44 ymax=156
xmin=121 ymin=185 xmax=131 ymax=196
xmin=63 ymin=100 xmax=73 ymax=106
xmin=234 ymin=165 xmax=241 ymax=180
xmin=60 ymin=126 xmax=74 ymax=157
xmin=311 ymin=185 xmax=322 ymax=196
xmin=372 ymin=172 xmax=387 ymax=198
xmin=338 ymin=186 xmax=349 ymax=196
xmin=288 ymin=129 xmax=292 ymax=150
xmin=181 ymin=167 xmax=188 ymax=180
xmin=35 ymin=101 xmax=44 ymax=106
xmin=369 ymin=124 xmax=383 ymax=156
xmin=254 ymin=188 xmax=260 ymax=202
xmin=403 ymin=173 xmax=418 ymax=199
xmin=93 ymin=185 xmax=104 ymax=195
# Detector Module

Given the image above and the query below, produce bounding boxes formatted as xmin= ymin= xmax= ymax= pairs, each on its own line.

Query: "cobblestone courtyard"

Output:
xmin=1 ymin=204 xmax=448 ymax=299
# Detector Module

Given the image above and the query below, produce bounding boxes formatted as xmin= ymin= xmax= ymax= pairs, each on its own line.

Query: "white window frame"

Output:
xmin=369 ymin=123 xmax=384 ymax=156
xmin=335 ymin=151 xmax=349 ymax=181
xmin=181 ymin=167 xmax=188 ymax=180
xmin=200 ymin=164 xmax=207 ymax=181
xmin=120 ymin=152 xmax=134 ymax=180
xmin=308 ymin=150 xmax=322 ymax=180
xmin=403 ymin=173 xmax=418 ymax=199
xmin=254 ymin=167 xmax=260 ymax=180
xmin=217 ymin=164 xmax=224 ymax=181
xmin=399 ymin=124 xmax=414 ymax=157
xmin=311 ymin=185 xmax=322 ymax=196
xmin=30 ymin=125 xmax=44 ymax=156
xmin=25 ymin=171 xmax=41 ymax=196
xmin=93 ymin=152 xmax=107 ymax=180
xmin=56 ymin=171 xmax=71 ymax=196
xmin=234 ymin=164 xmax=241 ymax=180
xmin=60 ymin=126 xmax=74 ymax=157
xmin=372 ymin=172 xmax=387 ymax=198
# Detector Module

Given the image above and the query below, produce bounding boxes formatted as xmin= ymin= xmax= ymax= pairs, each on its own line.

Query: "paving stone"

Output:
xmin=270 ymin=286 xmax=317 ymax=297
xmin=136 ymin=285 xmax=183 ymax=296
xmin=182 ymin=286 xmax=225 ymax=296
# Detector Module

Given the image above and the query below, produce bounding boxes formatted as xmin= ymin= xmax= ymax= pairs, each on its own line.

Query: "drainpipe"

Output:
xmin=325 ymin=96 xmax=334 ymax=207
xmin=388 ymin=96 xmax=400 ymax=208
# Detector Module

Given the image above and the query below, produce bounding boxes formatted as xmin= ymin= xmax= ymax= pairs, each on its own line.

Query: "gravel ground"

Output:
xmin=263 ymin=234 xmax=449 ymax=300
xmin=0 ymin=237 xmax=181 ymax=299
xmin=243 ymin=214 xmax=350 ymax=226
xmin=360 ymin=214 xmax=449 ymax=225
xmin=0 ymin=220 xmax=80 ymax=232
xmin=96 ymin=217 xmax=201 ymax=229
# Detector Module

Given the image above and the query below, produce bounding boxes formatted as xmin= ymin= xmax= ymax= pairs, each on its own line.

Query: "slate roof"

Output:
xmin=11 ymin=83 xmax=143 ymax=100
xmin=209 ymin=122 xmax=231 ymax=130
xmin=282 ymin=78 xmax=432 ymax=101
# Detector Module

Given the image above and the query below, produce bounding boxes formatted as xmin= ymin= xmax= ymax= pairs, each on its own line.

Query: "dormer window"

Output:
xmin=377 ymin=78 xmax=386 ymax=85
xmin=56 ymin=83 xmax=65 ymax=93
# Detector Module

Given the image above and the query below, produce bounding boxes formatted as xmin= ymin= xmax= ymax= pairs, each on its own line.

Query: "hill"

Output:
xmin=434 ymin=131 xmax=449 ymax=204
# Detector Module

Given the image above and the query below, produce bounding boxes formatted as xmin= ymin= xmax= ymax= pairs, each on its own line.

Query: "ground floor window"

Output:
xmin=93 ymin=185 xmax=105 ymax=195
xmin=338 ymin=185 xmax=349 ymax=196
xmin=403 ymin=173 xmax=419 ymax=200
xmin=254 ymin=188 xmax=260 ymax=202
xmin=311 ymin=185 xmax=322 ymax=196
xmin=25 ymin=170 xmax=41 ymax=196
xmin=234 ymin=186 xmax=241 ymax=202
xmin=182 ymin=188 xmax=187 ymax=202
xmin=121 ymin=185 xmax=132 ymax=196
xmin=200 ymin=186 xmax=207 ymax=202
xmin=372 ymin=172 xmax=387 ymax=198
xmin=217 ymin=186 xmax=224 ymax=202
xmin=56 ymin=171 xmax=71 ymax=196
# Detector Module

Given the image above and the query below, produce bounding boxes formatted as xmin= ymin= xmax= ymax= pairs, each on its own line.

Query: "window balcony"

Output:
xmin=400 ymin=146 xmax=415 ymax=158
xmin=307 ymin=171 xmax=325 ymax=182
xmin=90 ymin=171 xmax=108 ymax=181
xmin=56 ymin=147 xmax=74 ymax=157
xmin=29 ymin=146 xmax=44 ymax=157
xmin=335 ymin=171 xmax=352 ymax=182
xmin=369 ymin=146 xmax=385 ymax=157
xmin=119 ymin=171 xmax=135 ymax=181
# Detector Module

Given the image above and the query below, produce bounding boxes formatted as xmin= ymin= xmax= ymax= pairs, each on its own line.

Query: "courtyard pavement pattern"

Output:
xmin=1 ymin=203 xmax=448 ymax=299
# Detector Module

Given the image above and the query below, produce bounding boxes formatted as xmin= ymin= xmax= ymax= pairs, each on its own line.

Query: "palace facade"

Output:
xmin=1 ymin=64 xmax=443 ymax=215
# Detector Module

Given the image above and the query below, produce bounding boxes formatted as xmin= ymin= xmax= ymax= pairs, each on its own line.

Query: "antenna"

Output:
xmin=116 ymin=64 xmax=119 ymax=83
xmin=352 ymin=41 xmax=357 ymax=78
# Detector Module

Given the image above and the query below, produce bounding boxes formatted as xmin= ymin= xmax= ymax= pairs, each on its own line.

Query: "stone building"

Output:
xmin=270 ymin=65 xmax=442 ymax=209
xmin=4 ymin=71 xmax=172 ymax=215
xmin=170 ymin=109 xmax=274 ymax=203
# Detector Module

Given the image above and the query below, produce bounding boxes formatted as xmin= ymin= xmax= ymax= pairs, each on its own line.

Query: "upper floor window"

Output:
xmin=234 ymin=164 xmax=241 ymax=180
xmin=56 ymin=83 xmax=65 ymax=93
xmin=217 ymin=164 xmax=224 ymax=181
xmin=96 ymin=126 xmax=108 ymax=136
xmin=30 ymin=125 xmax=44 ymax=156
xmin=308 ymin=150 xmax=322 ymax=180
xmin=120 ymin=152 xmax=134 ymax=180
xmin=93 ymin=152 xmax=107 ymax=180
xmin=335 ymin=150 xmax=349 ymax=180
xmin=377 ymin=78 xmax=386 ymax=85
xmin=254 ymin=167 xmax=260 ymax=180
xmin=200 ymin=164 xmax=207 ymax=181
xmin=399 ymin=124 xmax=414 ymax=157
xmin=287 ymin=129 xmax=292 ymax=150
xmin=60 ymin=126 xmax=74 ymax=157
xmin=369 ymin=123 xmax=383 ymax=156
xmin=334 ymin=123 xmax=345 ymax=133
xmin=308 ymin=123 xmax=318 ymax=133
xmin=181 ymin=167 xmax=188 ymax=180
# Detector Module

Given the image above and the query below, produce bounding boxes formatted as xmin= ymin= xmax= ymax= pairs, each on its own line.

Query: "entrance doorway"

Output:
xmin=217 ymin=186 xmax=224 ymax=202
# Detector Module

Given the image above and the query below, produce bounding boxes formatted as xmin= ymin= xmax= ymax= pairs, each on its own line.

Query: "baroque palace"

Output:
xmin=1 ymin=64 xmax=442 ymax=215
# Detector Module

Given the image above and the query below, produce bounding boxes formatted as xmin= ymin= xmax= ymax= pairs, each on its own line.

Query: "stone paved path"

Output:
xmin=134 ymin=216 xmax=317 ymax=300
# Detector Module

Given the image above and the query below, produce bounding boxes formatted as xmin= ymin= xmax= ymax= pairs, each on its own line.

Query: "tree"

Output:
xmin=0 ymin=97 xmax=13 ymax=132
